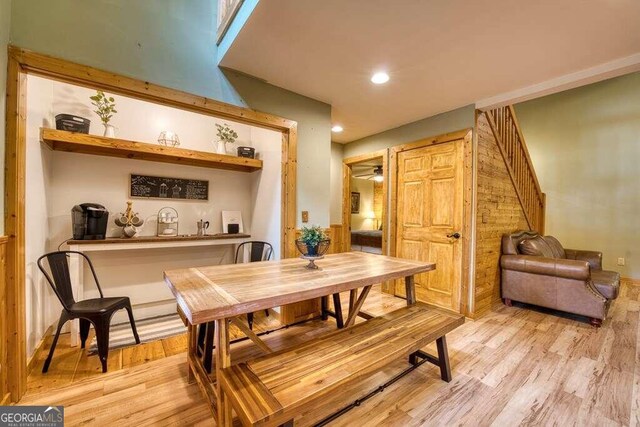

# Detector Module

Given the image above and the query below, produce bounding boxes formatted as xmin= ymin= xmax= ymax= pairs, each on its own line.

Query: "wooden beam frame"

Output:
xmin=389 ymin=129 xmax=474 ymax=316
xmin=3 ymin=46 xmax=298 ymax=402
xmin=341 ymin=149 xmax=389 ymax=255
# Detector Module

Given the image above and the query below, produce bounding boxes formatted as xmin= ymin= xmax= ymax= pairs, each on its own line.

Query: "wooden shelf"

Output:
xmin=40 ymin=128 xmax=262 ymax=172
xmin=66 ymin=233 xmax=252 ymax=252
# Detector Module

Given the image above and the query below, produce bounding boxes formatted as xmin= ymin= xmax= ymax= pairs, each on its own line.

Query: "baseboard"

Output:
xmin=26 ymin=324 xmax=54 ymax=375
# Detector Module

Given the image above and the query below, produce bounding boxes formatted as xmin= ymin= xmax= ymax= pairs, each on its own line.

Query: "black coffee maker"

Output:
xmin=72 ymin=203 xmax=109 ymax=240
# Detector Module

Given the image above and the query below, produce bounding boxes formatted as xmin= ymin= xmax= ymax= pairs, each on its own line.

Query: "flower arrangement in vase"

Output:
xmin=215 ymin=123 xmax=238 ymax=155
xmin=90 ymin=90 xmax=118 ymax=137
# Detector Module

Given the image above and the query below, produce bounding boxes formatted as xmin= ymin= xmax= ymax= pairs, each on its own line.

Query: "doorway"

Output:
xmin=390 ymin=130 xmax=473 ymax=314
xmin=342 ymin=150 xmax=388 ymax=257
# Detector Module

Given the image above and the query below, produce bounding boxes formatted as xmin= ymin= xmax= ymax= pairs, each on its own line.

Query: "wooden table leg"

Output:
xmin=215 ymin=318 xmax=232 ymax=427
xmin=348 ymin=289 xmax=357 ymax=314
xmin=405 ymin=275 xmax=416 ymax=305
xmin=321 ymin=296 xmax=329 ymax=320
xmin=187 ymin=324 xmax=198 ymax=384
xmin=333 ymin=293 xmax=344 ymax=329
xmin=203 ymin=321 xmax=215 ymax=373
xmin=344 ymin=286 xmax=372 ymax=328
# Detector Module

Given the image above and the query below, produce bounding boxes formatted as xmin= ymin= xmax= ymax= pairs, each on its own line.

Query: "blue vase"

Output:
xmin=306 ymin=243 xmax=318 ymax=256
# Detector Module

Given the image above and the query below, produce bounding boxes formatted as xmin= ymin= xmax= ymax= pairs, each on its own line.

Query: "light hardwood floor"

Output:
xmin=20 ymin=281 xmax=640 ymax=426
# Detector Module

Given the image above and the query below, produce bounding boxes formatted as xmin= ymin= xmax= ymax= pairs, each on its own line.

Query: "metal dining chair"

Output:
xmin=37 ymin=251 xmax=140 ymax=373
xmin=235 ymin=241 xmax=274 ymax=329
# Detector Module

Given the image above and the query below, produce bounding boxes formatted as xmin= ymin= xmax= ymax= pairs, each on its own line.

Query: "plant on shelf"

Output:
xmin=90 ymin=90 xmax=118 ymax=137
xmin=215 ymin=123 xmax=238 ymax=155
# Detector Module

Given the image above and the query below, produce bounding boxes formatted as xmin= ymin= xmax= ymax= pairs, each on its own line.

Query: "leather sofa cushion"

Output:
xmin=543 ymin=236 xmax=566 ymax=259
xmin=518 ymin=236 xmax=555 ymax=258
xmin=591 ymin=270 xmax=620 ymax=300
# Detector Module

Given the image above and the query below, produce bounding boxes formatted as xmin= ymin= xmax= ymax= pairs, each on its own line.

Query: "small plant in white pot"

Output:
xmin=215 ymin=123 xmax=238 ymax=155
xmin=90 ymin=90 xmax=118 ymax=137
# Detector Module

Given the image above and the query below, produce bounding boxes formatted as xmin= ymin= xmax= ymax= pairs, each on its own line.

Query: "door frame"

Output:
xmin=4 ymin=46 xmax=298 ymax=402
xmin=389 ymin=129 xmax=473 ymax=315
xmin=341 ymin=149 xmax=389 ymax=256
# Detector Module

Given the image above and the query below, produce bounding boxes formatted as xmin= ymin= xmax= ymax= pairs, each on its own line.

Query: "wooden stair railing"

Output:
xmin=485 ymin=106 xmax=546 ymax=233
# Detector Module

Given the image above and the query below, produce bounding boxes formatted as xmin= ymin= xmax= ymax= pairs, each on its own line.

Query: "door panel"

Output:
xmin=401 ymin=181 xmax=424 ymax=226
xmin=395 ymin=139 xmax=464 ymax=312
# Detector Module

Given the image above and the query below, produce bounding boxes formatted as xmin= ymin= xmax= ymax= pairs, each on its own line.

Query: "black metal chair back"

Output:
xmin=37 ymin=251 xmax=103 ymax=311
xmin=235 ymin=241 xmax=274 ymax=264
xmin=36 ymin=250 xmax=139 ymax=374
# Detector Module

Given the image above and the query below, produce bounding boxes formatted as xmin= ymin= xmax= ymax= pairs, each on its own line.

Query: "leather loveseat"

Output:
xmin=501 ymin=231 xmax=620 ymax=326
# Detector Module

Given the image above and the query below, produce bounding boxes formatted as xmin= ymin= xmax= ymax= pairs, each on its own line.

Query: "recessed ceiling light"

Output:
xmin=371 ymin=72 xmax=389 ymax=84
xmin=331 ymin=125 xmax=343 ymax=133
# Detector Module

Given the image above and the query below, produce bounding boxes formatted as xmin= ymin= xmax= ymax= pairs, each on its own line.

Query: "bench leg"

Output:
xmin=280 ymin=421 xmax=294 ymax=427
xmin=409 ymin=336 xmax=452 ymax=382
xmin=333 ymin=293 xmax=344 ymax=329
xmin=436 ymin=336 xmax=452 ymax=382
xmin=409 ymin=352 xmax=418 ymax=366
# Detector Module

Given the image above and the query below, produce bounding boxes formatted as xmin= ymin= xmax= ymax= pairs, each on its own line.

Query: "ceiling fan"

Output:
xmin=354 ymin=165 xmax=384 ymax=182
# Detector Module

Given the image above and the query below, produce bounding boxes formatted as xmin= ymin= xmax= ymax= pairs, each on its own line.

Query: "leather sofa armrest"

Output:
xmin=565 ymin=249 xmax=602 ymax=270
xmin=501 ymin=255 xmax=590 ymax=281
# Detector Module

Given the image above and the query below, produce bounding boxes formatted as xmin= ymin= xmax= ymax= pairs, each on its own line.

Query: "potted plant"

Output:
xmin=215 ymin=123 xmax=238 ymax=155
xmin=296 ymin=225 xmax=331 ymax=269
xmin=90 ymin=90 xmax=118 ymax=137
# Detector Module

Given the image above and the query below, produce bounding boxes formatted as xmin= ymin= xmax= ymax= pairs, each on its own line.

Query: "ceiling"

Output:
xmin=220 ymin=0 xmax=640 ymax=143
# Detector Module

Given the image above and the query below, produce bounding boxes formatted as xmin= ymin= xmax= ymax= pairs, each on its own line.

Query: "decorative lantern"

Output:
xmin=157 ymin=207 xmax=179 ymax=237
xmin=158 ymin=131 xmax=180 ymax=147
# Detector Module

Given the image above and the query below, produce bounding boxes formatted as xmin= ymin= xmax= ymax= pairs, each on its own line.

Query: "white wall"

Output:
xmin=25 ymin=75 xmax=282 ymax=356
xmin=25 ymin=75 xmax=56 ymax=356
xmin=350 ymin=178 xmax=375 ymax=231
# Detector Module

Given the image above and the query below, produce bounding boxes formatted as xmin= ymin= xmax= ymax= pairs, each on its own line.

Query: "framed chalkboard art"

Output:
xmin=130 ymin=174 xmax=209 ymax=201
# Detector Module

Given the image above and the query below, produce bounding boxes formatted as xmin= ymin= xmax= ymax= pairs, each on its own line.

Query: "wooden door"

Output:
xmin=395 ymin=139 xmax=464 ymax=312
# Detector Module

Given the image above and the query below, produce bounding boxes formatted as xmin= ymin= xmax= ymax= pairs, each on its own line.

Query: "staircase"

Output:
xmin=485 ymin=106 xmax=545 ymax=233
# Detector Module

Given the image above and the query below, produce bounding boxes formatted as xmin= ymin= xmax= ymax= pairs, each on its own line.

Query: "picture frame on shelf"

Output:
xmin=222 ymin=210 xmax=244 ymax=233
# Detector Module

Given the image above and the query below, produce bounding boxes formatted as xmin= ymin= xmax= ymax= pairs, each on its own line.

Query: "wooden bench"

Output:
xmin=219 ymin=302 xmax=464 ymax=426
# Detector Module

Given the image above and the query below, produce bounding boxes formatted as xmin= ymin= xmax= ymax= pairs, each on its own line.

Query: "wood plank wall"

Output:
xmin=474 ymin=113 xmax=530 ymax=317
xmin=0 ymin=236 xmax=10 ymax=404
xmin=373 ymin=182 xmax=383 ymax=226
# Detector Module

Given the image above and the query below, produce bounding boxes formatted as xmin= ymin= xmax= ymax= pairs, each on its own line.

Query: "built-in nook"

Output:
xmin=24 ymin=74 xmax=283 ymax=355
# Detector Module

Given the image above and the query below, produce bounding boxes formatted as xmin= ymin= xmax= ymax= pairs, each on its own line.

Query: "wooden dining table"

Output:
xmin=163 ymin=251 xmax=435 ymax=423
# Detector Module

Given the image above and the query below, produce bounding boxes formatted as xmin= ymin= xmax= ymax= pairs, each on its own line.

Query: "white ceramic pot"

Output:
xmin=103 ymin=123 xmax=116 ymax=138
xmin=216 ymin=140 xmax=227 ymax=155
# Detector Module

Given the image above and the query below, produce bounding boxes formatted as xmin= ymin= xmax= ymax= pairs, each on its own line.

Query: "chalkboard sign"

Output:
xmin=130 ymin=174 xmax=209 ymax=201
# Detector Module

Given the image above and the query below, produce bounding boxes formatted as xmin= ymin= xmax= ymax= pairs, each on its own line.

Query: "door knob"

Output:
xmin=447 ymin=232 xmax=461 ymax=239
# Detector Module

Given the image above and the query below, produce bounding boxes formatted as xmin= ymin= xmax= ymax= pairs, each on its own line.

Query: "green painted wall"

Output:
xmin=9 ymin=0 xmax=332 ymax=228
xmin=225 ymin=70 xmax=332 ymax=227
xmin=11 ymin=0 xmax=244 ymax=105
xmin=0 ymin=0 xmax=10 ymax=235
xmin=342 ymin=104 xmax=475 ymax=158
xmin=515 ymin=72 xmax=640 ymax=278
